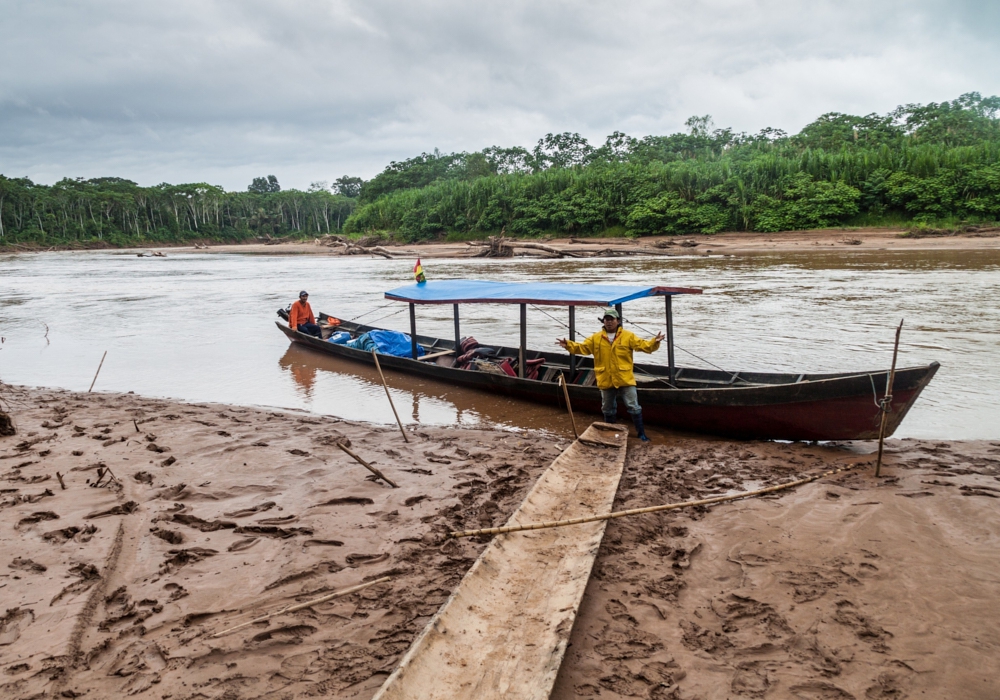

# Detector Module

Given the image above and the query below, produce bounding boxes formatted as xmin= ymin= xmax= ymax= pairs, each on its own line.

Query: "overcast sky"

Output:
xmin=2 ymin=0 xmax=998 ymax=191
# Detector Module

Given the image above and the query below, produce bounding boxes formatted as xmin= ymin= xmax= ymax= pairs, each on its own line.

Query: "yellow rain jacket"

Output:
xmin=564 ymin=328 xmax=661 ymax=389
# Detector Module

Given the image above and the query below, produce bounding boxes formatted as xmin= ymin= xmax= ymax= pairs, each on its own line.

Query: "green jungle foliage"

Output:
xmin=346 ymin=93 xmax=1000 ymax=241
xmin=2 ymin=93 xmax=999 ymax=247
xmin=0 ymin=176 xmax=358 ymax=246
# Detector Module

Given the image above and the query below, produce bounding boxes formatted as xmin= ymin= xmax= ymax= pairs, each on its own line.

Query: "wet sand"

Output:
xmin=551 ymin=438 xmax=1000 ymax=699
xmin=2 ymin=386 xmax=999 ymax=698
xmin=0 ymin=385 xmax=565 ymax=698
xmin=172 ymin=227 xmax=1000 ymax=258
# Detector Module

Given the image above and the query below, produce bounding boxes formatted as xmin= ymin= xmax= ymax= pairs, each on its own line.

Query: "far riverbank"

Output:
xmin=3 ymin=226 xmax=1000 ymax=258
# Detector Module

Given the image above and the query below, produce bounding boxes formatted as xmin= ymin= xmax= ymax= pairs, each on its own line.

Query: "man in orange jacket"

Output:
xmin=289 ymin=291 xmax=322 ymax=338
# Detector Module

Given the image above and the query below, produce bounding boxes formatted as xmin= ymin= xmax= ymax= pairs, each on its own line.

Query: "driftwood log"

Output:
xmin=466 ymin=236 xmax=677 ymax=259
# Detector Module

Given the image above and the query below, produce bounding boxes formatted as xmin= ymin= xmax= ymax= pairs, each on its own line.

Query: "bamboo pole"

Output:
xmin=371 ymin=350 xmax=409 ymax=443
xmin=558 ymin=374 xmax=579 ymax=439
xmin=88 ymin=351 xmax=107 ymax=392
xmin=211 ymin=576 xmax=390 ymax=638
xmin=875 ymin=320 xmax=904 ymax=477
xmin=336 ymin=441 xmax=398 ymax=488
xmin=450 ymin=462 xmax=858 ymax=539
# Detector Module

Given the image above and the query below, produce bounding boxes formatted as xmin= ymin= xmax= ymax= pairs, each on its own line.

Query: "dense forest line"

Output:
xmin=2 ymin=93 xmax=999 ymax=247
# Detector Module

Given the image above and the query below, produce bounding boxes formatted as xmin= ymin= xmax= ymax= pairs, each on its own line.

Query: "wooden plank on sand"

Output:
xmin=372 ymin=422 xmax=629 ymax=700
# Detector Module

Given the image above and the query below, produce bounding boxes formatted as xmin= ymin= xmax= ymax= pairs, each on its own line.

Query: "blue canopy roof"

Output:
xmin=385 ymin=280 xmax=701 ymax=306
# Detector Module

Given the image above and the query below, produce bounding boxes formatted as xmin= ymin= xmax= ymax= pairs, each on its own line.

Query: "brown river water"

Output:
xmin=1 ymin=249 xmax=998 ymax=439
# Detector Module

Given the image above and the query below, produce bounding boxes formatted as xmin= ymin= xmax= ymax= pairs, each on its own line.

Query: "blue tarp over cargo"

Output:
xmin=345 ymin=330 xmax=424 ymax=357
xmin=384 ymin=280 xmax=702 ymax=306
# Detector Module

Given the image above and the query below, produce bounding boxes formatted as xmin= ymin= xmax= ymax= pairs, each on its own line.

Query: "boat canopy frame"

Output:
xmin=384 ymin=280 xmax=703 ymax=382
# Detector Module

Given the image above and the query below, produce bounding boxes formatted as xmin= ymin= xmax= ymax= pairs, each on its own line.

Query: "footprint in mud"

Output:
xmin=250 ymin=624 xmax=318 ymax=645
xmin=787 ymin=680 xmax=856 ymax=699
xmin=227 ymin=537 xmax=259 ymax=552
xmin=150 ymin=527 xmax=184 ymax=544
xmin=86 ymin=500 xmax=139 ymax=518
xmin=255 ymin=515 xmax=298 ymax=525
xmin=346 ymin=552 xmax=389 ymax=566
xmin=133 ymin=471 xmax=153 ymax=485
xmin=163 ymin=582 xmax=188 ymax=601
xmin=98 ymin=587 xmax=161 ymax=632
xmin=264 ymin=561 xmax=343 ymax=591
xmin=160 ymin=548 xmax=218 ymax=574
xmin=316 ymin=497 xmax=374 ymax=506
xmin=0 ymin=608 xmax=35 ymax=646
xmin=303 ymin=539 xmax=345 ymax=548
xmin=170 ymin=513 xmax=236 ymax=532
xmin=9 ymin=557 xmax=46 ymax=573
xmin=598 ymin=663 xmax=650 ymax=696
xmin=234 ymin=524 xmax=314 ymax=539
xmin=224 ymin=501 xmax=276 ymax=517
xmin=146 ymin=443 xmax=170 ymax=454
xmin=960 ymin=485 xmax=1000 ymax=498
xmin=1 ymin=488 xmax=54 ymax=509
xmin=404 ymin=495 xmax=430 ymax=507
xmin=832 ymin=600 xmax=892 ymax=651
xmin=42 ymin=524 xmax=98 ymax=544
xmin=711 ymin=593 xmax=792 ymax=637
xmin=403 ymin=468 xmax=433 ymax=475
xmin=14 ymin=511 xmax=60 ymax=529
xmin=594 ymin=625 xmax=664 ymax=660
xmin=679 ymin=619 xmax=732 ymax=654
xmin=156 ymin=483 xmax=188 ymax=500
xmin=50 ymin=563 xmax=102 ymax=605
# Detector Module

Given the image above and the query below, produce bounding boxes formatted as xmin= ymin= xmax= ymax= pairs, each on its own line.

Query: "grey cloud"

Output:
xmin=1 ymin=0 xmax=997 ymax=189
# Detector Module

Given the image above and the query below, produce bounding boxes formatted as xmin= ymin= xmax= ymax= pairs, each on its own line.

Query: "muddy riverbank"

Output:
xmin=2 ymin=386 xmax=998 ymax=698
xmin=154 ymin=226 xmax=1000 ymax=258
xmin=4 ymin=226 xmax=999 ymax=259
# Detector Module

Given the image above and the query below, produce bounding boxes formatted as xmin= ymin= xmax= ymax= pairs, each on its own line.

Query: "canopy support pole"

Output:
xmin=568 ymin=305 xmax=576 ymax=377
xmin=665 ymin=295 xmax=675 ymax=383
xmin=614 ymin=303 xmax=623 ymax=322
xmin=519 ymin=303 xmax=526 ymax=379
xmin=409 ymin=303 xmax=417 ymax=360
xmin=453 ymin=304 xmax=461 ymax=351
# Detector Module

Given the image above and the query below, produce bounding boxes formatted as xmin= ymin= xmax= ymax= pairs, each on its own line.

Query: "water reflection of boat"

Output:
xmin=276 ymin=280 xmax=939 ymax=441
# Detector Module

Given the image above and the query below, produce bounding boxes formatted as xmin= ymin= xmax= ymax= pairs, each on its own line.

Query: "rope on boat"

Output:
xmin=868 ymin=371 xmax=895 ymax=427
xmin=530 ymin=304 xmax=571 ymax=331
xmin=346 ymin=301 xmax=398 ymax=323
xmin=625 ymin=316 xmax=742 ymax=383
xmin=363 ymin=306 xmax=408 ymax=327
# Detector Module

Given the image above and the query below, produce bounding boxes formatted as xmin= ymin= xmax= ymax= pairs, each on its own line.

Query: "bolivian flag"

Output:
xmin=414 ymin=258 xmax=426 ymax=284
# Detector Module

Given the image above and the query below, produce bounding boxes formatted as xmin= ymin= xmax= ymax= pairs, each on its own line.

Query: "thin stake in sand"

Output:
xmin=336 ymin=441 xmax=398 ymax=488
xmin=558 ymin=374 xmax=579 ymax=439
xmin=211 ymin=576 xmax=391 ymax=638
xmin=88 ymin=350 xmax=107 ymax=392
xmin=371 ymin=349 xmax=409 ymax=443
xmin=875 ymin=319 xmax=904 ymax=477
xmin=450 ymin=462 xmax=859 ymax=538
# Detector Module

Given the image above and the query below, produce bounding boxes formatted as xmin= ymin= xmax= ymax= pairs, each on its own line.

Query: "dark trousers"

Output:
xmin=297 ymin=322 xmax=322 ymax=338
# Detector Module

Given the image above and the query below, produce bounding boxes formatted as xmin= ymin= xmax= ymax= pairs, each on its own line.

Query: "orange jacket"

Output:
xmin=289 ymin=299 xmax=315 ymax=329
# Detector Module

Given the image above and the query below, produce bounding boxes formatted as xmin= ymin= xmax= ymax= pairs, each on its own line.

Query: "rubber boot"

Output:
xmin=631 ymin=411 xmax=650 ymax=442
xmin=602 ymin=413 xmax=617 ymax=425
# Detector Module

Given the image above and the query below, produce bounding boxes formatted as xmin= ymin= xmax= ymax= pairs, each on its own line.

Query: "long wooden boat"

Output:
xmin=276 ymin=280 xmax=938 ymax=441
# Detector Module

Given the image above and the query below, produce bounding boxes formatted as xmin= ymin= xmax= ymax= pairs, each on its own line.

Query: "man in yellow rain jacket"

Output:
xmin=557 ymin=308 xmax=664 ymax=441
